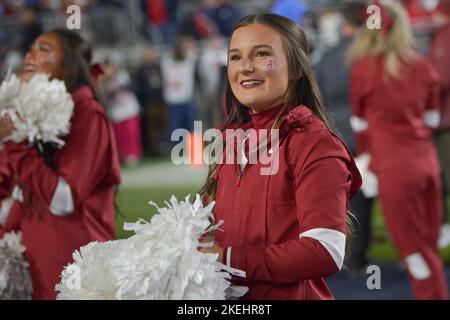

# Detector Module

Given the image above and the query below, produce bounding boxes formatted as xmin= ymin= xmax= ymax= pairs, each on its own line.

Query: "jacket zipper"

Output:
xmin=236 ymin=168 xmax=243 ymax=187
xmin=236 ymin=134 xmax=250 ymax=187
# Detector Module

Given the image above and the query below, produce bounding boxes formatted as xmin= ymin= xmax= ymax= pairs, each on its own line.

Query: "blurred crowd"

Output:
xmin=0 ymin=0 xmax=448 ymax=170
xmin=1 ymin=0 xmax=450 ymax=299
xmin=0 ymin=0 xmax=245 ymax=165
xmin=0 ymin=0 xmax=449 ymax=287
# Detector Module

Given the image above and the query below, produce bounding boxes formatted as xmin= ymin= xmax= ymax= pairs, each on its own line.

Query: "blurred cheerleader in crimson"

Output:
xmin=348 ymin=1 xmax=448 ymax=299
xmin=428 ymin=0 xmax=450 ymax=223
xmin=0 ymin=29 xmax=121 ymax=299
xmin=199 ymin=13 xmax=361 ymax=300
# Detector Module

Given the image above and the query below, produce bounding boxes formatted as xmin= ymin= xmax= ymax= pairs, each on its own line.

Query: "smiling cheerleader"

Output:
xmin=0 ymin=29 xmax=121 ymax=299
xmin=198 ymin=13 xmax=362 ymax=300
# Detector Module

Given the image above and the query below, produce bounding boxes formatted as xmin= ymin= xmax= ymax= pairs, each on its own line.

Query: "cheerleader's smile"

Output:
xmin=22 ymin=33 xmax=64 ymax=82
xmin=23 ymin=63 xmax=38 ymax=73
xmin=240 ymin=79 xmax=264 ymax=88
xmin=228 ymin=23 xmax=289 ymax=113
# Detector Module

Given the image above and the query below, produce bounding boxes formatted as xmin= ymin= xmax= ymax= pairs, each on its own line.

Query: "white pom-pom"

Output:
xmin=0 ymin=231 xmax=33 ymax=300
xmin=0 ymin=72 xmax=21 ymax=112
xmin=56 ymin=194 xmax=247 ymax=300
xmin=0 ymin=73 xmax=74 ymax=148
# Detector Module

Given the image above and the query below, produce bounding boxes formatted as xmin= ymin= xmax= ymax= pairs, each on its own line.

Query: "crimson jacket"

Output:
xmin=350 ymin=55 xmax=440 ymax=172
xmin=428 ymin=23 xmax=450 ymax=131
xmin=0 ymin=86 xmax=121 ymax=299
xmin=0 ymin=150 xmax=13 ymax=200
xmin=213 ymin=105 xmax=361 ymax=300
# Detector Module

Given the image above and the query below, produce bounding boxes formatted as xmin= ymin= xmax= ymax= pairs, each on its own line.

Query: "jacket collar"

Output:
xmin=282 ymin=105 xmax=314 ymax=124
xmin=249 ymin=105 xmax=283 ymax=130
xmin=279 ymin=105 xmax=318 ymax=137
xmin=219 ymin=104 xmax=317 ymax=135
xmin=71 ymin=85 xmax=94 ymax=104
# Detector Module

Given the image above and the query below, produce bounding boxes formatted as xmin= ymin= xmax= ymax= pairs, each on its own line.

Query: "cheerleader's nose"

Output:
xmin=239 ymin=58 xmax=255 ymax=74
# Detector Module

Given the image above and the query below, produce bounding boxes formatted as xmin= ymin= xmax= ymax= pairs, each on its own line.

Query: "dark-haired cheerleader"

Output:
xmin=0 ymin=29 xmax=120 ymax=299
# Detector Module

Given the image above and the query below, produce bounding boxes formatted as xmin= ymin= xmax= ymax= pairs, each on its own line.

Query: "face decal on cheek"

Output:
xmin=264 ymin=59 xmax=282 ymax=72
xmin=265 ymin=59 xmax=274 ymax=71
xmin=41 ymin=53 xmax=57 ymax=66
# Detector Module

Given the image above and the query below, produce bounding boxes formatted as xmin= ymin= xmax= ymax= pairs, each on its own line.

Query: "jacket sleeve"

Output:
xmin=350 ymin=62 xmax=370 ymax=155
xmin=421 ymin=59 xmax=441 ymax=130
xmin=0 ymin=202 xmax=23 ymax=237
xmin=0 ymin=150 xmax=13 ymax=201
xmin=425 ymin=60 xmax=440 ymax=111
xmin=0 ymin=150 xmax=21 ymax=236
xmin=2 ymin=100 xmax=117 ymax=213
xmin=228 ymin=131 xmax=353 ymax=284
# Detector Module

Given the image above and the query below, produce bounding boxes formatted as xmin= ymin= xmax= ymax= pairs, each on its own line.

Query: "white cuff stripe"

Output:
xmin=424 ymin=110 xmax=440 ymax=129
xmin=226 ymin=247 xmax=232 ymax=269
xmin=50 ymin=177 xmax=74 ymax=216
xmin=0 ymin=197 xmax=14 ymax=225
xmin=12 ymin=186 xmax=23 ymax=203
xmin=300 ymin=228 xmax=346 ymax=270
xmin=405 ymin=252 xmax=431 ymax=280
xmin=350 ymin=115 xmax=368 ymax=133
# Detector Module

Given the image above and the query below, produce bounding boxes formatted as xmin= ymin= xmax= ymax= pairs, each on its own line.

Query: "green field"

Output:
xmin=368 ymin=199 xmax=450 ymax=264
xmin=116 ymin=158 xmax=450 ymax=264
xmin=115 ymin=185 xmax=201 ymax=239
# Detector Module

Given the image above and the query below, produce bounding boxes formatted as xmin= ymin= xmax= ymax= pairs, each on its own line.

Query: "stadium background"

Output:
xmin=1 ymin=0 xmax=449 ymax=299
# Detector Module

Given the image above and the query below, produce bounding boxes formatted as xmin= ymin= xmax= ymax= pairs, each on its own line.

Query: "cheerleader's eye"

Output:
xmin=256 ymin=50 xmax=270 ymax=57
xmin=229 ymin=54 xmax=240 ymax=61
xmin=39 ymin=45 xmax=51 ymax=52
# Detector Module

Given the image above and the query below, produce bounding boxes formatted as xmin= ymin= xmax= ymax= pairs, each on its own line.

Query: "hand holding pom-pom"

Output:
xmin=0 ymin=72 xmax=74 ymax=148
xmin=56 ymin=194 xmax=247 ymax=300
xmin=0 ymin=114 xmax=15 ymax=141
xmin=198 ymin=238 xmax=224 ymax=263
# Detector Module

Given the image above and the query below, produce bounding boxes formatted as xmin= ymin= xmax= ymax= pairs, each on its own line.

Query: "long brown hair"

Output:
xmin=199 ymin=14 xmax=356 ymax=251
xmin=49 ymin=29 xmax=105 ymax=108
xmin=21 ymin=29 xmax=106 ymax=215
xmin=35 ymin=29 xmax=106 ymax=169
xmin=200 ymin=13 xmax=330 ymax=201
